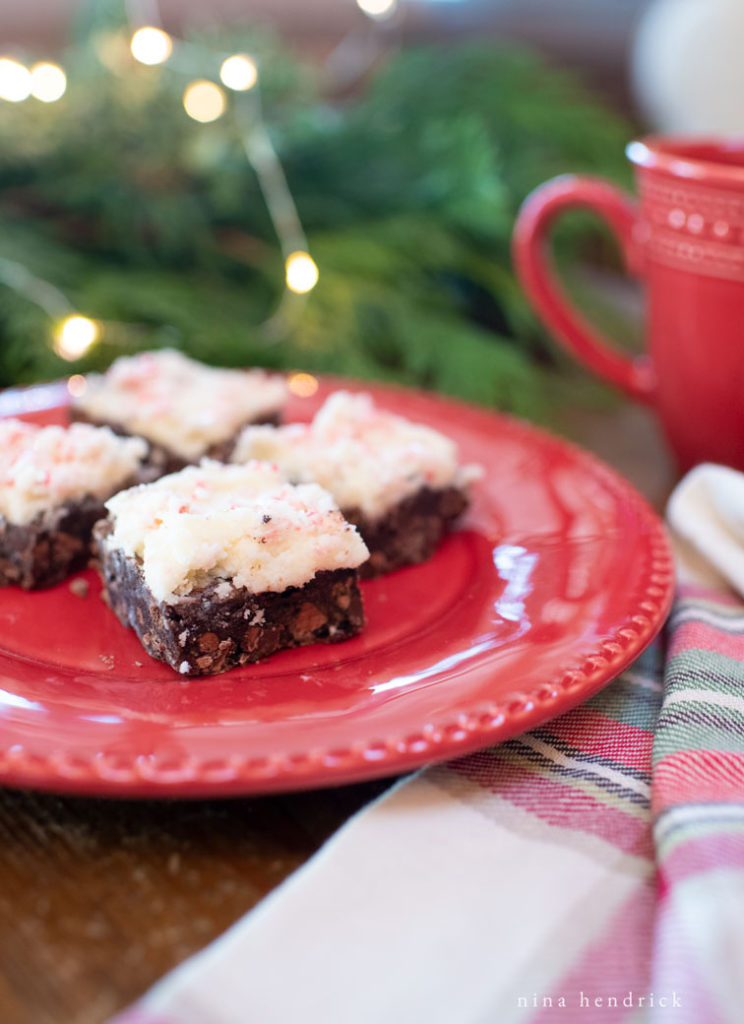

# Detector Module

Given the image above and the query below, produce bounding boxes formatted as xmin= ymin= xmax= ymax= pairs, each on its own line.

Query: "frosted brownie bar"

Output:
xmin=95 ymin=461 xmax=369 ymax=676
xmin=232 ymin=391 xmax=482 ymax=576
xmin=71 ymin=349 xmax=287 ymax=473
xmin=0 ymin=419 xmax=147 ymax=588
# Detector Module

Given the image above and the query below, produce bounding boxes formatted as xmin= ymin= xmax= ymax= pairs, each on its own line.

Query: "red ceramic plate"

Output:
xmin=0 ymin=376 xmax=674 ymax=797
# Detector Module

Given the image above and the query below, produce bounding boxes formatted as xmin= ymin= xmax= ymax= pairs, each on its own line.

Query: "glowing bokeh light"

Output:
xmin=30 ymin=63 xmax=67 ymax=102
xmin=220 ymin=54 xmax=258 ymax=91
xmin=130 ymin=26 xmax=173 ymax=66
xmin=356 ymin=0 xmax=398 ymax=19
xmin=287 ymin=372 xmax=319 ymax=398
xmin=285 ymin=251 xmax=319 ymax=294
xmin=66 ymin=373 xmax=88 ymax=397
xmin=183 ymin=80 xmax=226 ymax=123
xmin=54 ymin=316 xmax=100 ymax=361
xmin=0 ymin=59 xmax=31 ymax=102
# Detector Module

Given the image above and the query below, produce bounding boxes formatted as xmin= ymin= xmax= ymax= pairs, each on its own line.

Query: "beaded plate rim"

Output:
xmin=0 ymin=377 xmax=675 ymax=798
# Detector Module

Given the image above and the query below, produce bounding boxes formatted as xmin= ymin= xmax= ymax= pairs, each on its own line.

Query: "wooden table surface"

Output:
xmin=0 ymin=402 xmax=675 ymax=1024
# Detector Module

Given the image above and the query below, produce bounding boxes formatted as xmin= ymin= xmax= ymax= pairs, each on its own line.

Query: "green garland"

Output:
xmin=0 ymin=0 xmax=634 ymax=421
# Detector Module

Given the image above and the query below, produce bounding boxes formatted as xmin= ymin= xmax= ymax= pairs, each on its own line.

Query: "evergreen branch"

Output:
xmin=0 ymin=2 xmax=637 ymax=422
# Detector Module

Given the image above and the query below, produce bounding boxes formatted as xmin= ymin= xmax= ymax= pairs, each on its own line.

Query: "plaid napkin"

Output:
xmin=113 ymin=466 xmax=744 ymax=1024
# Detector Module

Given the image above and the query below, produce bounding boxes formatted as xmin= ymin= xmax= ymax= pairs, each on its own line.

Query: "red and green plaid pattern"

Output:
xmin=650 ymin=584 xmax=744 ymax=1024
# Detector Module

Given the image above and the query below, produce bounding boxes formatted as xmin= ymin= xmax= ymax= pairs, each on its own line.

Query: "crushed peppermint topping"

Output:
xmin=232 ymin=391 xmax=482 ymax=520
xmin=103 ymin=461 xmax=369 ymax=603
xmin=0 ymin=418 xmax=146 ymax=525
xmin=73 ymin=349 xmax=287 ymax=461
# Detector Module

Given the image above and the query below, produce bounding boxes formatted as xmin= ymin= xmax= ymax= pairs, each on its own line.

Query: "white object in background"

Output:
xmin=667 ymin=463 xmax=744 ymax=592
xmin=633 ymin=0 xmax=744 ymax=134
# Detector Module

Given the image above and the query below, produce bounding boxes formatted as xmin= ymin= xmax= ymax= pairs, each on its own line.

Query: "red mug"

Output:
xmin=513 ymin=136 xmax=744 ymax=473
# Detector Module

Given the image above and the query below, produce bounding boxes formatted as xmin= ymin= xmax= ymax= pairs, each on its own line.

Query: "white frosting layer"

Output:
xmin=103 ymin=461 xmax=369 ymax=603
xmin=0 ymin=419 xmax=147 ymax=525
xmin=232 ymin=391 xmax=481 ymax=520
xmin=74 ymin=349 xmax=287 ymax=461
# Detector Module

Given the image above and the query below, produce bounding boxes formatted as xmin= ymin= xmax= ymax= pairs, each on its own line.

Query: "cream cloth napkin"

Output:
xmin=115 ymin=757 xmax=658 ymax=1024
xmin=667 ymin=463 xmax=744 ymax=589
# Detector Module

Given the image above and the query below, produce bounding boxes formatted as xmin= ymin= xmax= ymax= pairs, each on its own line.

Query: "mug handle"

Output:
xmin=512 ymin=175 xmax=656 ymax=404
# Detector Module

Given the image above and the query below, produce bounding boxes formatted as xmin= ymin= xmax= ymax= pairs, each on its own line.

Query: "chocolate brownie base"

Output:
xmin=0 ymin=495 xmax=108 ymax=589
xmin=345 ymin=485 xmax=469 ymax=578
xmin=95 ymin=524 xmax=365 ymax=676
xmin=70 ymin=410 xmax=281 ymax=477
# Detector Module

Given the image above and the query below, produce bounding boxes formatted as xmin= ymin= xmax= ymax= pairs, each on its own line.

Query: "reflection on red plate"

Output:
xmin=0 ymin=376 xmax=674 ymax=796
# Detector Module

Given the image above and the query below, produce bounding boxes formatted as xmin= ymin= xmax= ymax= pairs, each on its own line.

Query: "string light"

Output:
xmin=285 ymin=251 xmax=319 ymax=294
xmin=219 ymin=54 xmax=258 ymax=91
xmin=30 ymin=63 xmax=67 ymax=103
xmin=1 ymin=2 xmax=317 ymax=352
xmin=287 ymin=372 xmax=319 ymax=398
xmin=356 ymin=0 xmax=398 ymax=19
xmin=0 ymin=59 xmax=31 ymax=102
xmin=130 ymin=26 xmax=172 ymax=66
xmin=66 ymin=374 xmax=87 ymax=398
xmin=183 ymin=80 xmax=226 ymax=123
xmin=54 ymin=316 xmax=100 ymax=361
